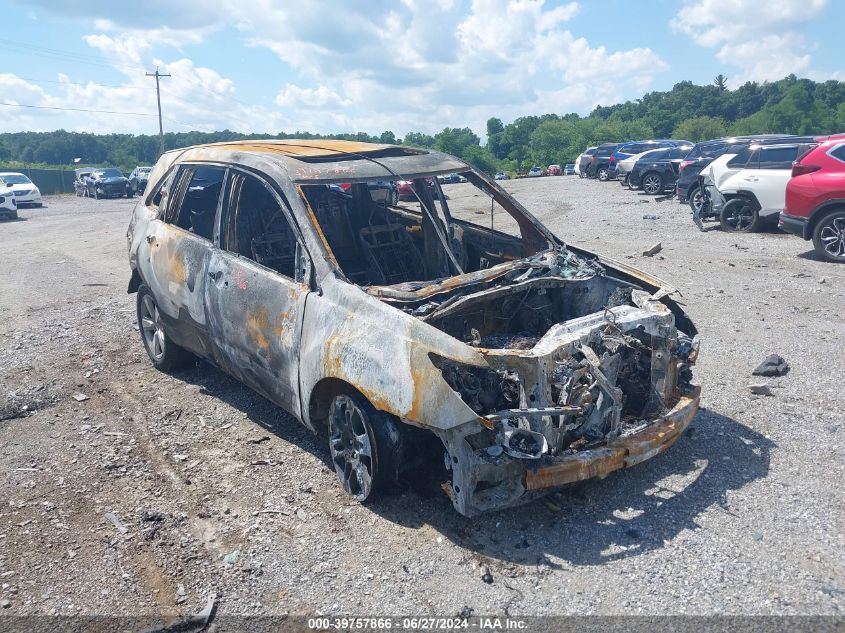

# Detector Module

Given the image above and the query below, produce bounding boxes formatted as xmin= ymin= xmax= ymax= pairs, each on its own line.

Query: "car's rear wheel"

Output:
xmin=328 ymin=393 xmax=400 ymax=503
xmin=720 ymin=197 xmax=760 ymax=232
xmin=642 ymin=172 xmax=663 ymax=195
xmin=597 ymin=167 xmax=609 ymax=181
xmin=812 ymin=209 xmax=845 ymax=263
xmin=137 ymin=285 xmax=192 ymax=372
xmin=688 ymin=186 xmax=703 ymax=215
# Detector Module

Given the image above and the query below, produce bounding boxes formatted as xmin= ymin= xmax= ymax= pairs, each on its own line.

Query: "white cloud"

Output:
xmin=671 ymin=0 xmax=828 ymax=83
xmin=10 ymin=0 xmax=671 ymax=137
xmin=275 ymin=84 xmax=351 ymax=110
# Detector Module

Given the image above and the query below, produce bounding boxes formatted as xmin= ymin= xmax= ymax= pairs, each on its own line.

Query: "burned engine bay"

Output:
xmin=374 ymin=248 xmax=698 ymax=480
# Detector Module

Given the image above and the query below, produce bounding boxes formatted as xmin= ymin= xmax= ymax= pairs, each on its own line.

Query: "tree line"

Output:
xmin=2 ymin=75 xmax=844 ymax=174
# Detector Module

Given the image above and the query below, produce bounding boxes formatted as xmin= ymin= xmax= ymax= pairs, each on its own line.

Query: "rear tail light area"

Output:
xmin=679 ymin=159 xmax=695 ymax=172
xmin=791 ymin=163 xmax=821 ymax=177
xmin=609 ymin=156 xmax=616 ymax=164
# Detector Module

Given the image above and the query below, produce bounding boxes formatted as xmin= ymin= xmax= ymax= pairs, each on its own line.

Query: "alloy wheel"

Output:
xmin=721 ymin=198 xmax=756 ymax=232
xmin=690 ymin=188 xmax=704 ymax=214
xmin=140 ymin=294 xmax=166 ymax=362
xmin=818 ymin=216 xmax=845 ymax=259
xmin=328 ymin=395 xmax=375 ymax=501
xmin=642 ymin=174 xmax=662 ymax=195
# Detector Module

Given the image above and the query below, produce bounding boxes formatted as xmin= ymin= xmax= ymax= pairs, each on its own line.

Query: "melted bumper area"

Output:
xmin=524 ymin=389 xmax=700 ymax=491
xmin=442 ymin=389 xmax=700 ymax=516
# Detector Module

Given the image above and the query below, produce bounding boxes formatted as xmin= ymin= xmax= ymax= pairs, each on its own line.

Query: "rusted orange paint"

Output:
xmin=245 ymin=306 xmax=271 ymax=350
xmin=169 ymin=254 xmax=186 ymax=285
xmin=205 ymin=139 xmax=395 ymax=158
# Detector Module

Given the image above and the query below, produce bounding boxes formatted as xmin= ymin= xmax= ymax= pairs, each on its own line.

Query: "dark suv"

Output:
xmin=676 ymin=135 xmax=793 ymax=214
xmin=627 ymin=145 xmax=694 ymax=194
xmin=587 ymin=143 xmax=625 ymax=181
xmin=608 ymin=140 xmax=691 ymax=181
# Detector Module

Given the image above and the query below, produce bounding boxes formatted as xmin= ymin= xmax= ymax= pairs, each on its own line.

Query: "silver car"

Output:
xmin=127 ymin=140 xmax=700 ymax=516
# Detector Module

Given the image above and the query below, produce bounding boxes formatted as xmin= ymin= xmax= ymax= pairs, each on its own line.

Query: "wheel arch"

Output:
xmin=307 ymin=377 xmax=366 ymax=430
xmin=808 ymin=199 xmax=845 ymax=236
xmin=726 ymin=189 xmax=761 ymax=210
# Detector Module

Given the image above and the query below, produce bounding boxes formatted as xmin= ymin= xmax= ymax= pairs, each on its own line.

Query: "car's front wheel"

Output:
xmin=812 ymin=209 xmax=845 ymax=263
xmin=328 ymin=393 xmax=401 ymax=503
xmin=597 ymin=167 xmax=609 ymax=181
xmin=720 ymin=197 xmax=760 ymax=232
xmin=642 ymin=172 xmax=663 ymax=195
xmin=137 ymin=285 xmax=192 ymax=372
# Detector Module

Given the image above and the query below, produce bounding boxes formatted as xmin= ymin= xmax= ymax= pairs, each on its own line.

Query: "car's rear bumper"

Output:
xmin=778 ymin=212 xmax=810 ymax=239
xmin=676 ymin=183 xmax=690 ymax=202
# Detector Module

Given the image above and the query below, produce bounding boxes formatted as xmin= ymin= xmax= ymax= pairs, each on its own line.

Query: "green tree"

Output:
xmin=714 ymin=74 xmax=728 ymax=91
xmin=486 ymin=117 xmax=504 ymax=159
xmin=672 ymin=116 xmax=728 ymax=142
xmin=403 ymin=132 xmax=436 ymax=148
xmin=433 ymin=127 xmax=480 ymax=159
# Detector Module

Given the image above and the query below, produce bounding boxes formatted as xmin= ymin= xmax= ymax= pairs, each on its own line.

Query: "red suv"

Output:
xmin=780 ymin=134 xmax=845 ymax=263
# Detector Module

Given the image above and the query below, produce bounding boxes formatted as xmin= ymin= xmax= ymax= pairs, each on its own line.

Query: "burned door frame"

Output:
xmin=204 ymin=166 xmax=312 ymax=420
xmin=136 ymin=163 xmax=228 ymax=358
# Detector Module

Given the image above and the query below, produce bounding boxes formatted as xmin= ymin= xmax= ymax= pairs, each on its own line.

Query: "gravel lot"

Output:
xmin=0 ymin=178 xmax=843 ymax=620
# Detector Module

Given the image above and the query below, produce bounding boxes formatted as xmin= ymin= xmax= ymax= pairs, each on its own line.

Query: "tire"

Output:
xmin=720 ymin=197 xmax=760 ymax=232
xmin=688 ymin=186 xmax=703 ymax=215
xmin=642 ymin=172 xmax=663 ymax=195
xmin=619 ymin=175 xmax=628 ymax=187
xmin=136 ymin=285 xmax=192 ymax=372
xmin=812 ymin=209 xmax=845 ymax=263
xmin=597 ymin=167 xmax=610 ymax=181
xmin=11 ymin=210 xmax=18 ymax=220
xmin=328 ymin=392 xmax=402 ymax=503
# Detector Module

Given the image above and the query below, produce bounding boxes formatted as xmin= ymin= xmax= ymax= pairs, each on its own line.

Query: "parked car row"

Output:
xmin=576 ymin=133 xmax=845 ymax=263
xmin=73 ymin=165 xmax=153 ymax=199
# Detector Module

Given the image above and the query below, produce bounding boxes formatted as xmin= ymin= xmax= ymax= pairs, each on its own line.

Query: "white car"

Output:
xmin=702 ymin=139 xmax=817 ymax=232
xmin=0 ymin=172 xmax=42 ymax=208
xmin=0 ymin=184 xmax=18 ymax=220
xmin=615 ymin=148 xmax=666 ymax=186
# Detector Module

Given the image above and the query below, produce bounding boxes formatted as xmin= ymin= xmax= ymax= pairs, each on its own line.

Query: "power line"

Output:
xmin=0 ymin=102 xmax=157 ymax=117
xmin=0 ymin=37 xmax=257 ymax=111
xmin=4 ymin=75 xmax=146 ymax=91
xmin=0 ymin=38 xmax=150 ymax=73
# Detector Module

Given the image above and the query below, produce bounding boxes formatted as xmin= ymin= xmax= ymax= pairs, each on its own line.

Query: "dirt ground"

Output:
xmin=0 ymin=178 xmax=843 ymax=620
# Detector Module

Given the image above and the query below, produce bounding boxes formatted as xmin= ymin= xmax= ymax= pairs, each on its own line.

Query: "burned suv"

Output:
xmin=127 ymin=140 xmax=700 ymax=516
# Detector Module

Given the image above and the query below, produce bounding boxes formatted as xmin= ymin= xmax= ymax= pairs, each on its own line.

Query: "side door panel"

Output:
xmin=135 ymin=167 xmax=216 ymax=358
xmin=204 ymin=170 xmax=309 ymax=419
xmin=139 ymin=221 xmax=213 ymax=356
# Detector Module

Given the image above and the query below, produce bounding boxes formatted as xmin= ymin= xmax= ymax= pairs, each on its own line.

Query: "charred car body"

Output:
xmin=126 ymin=140 xmax=700 ymax=516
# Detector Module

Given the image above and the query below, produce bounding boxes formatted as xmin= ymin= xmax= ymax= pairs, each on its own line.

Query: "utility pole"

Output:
xmin=146 ymin=67 xmax=171 ymax=155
